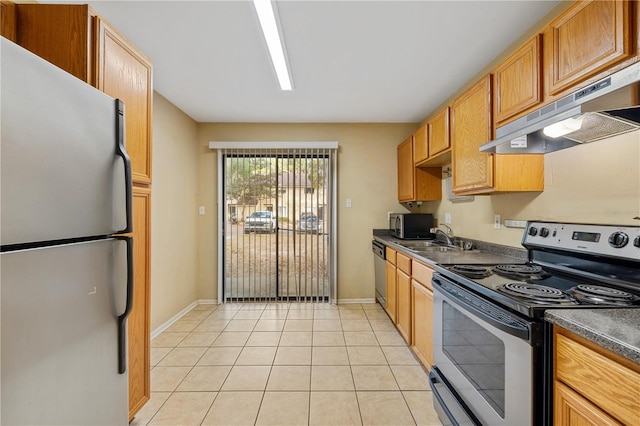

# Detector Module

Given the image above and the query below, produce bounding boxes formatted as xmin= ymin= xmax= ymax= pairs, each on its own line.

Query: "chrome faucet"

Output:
xmin=432 ymin=225 xmax=455 ymax=246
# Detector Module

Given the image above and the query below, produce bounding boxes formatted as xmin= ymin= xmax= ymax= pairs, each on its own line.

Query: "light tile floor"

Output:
xmin=132 ymin=303 xmax=442 ymax=426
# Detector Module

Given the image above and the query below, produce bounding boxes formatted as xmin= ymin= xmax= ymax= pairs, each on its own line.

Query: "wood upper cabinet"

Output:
xmin=428 ymin=107 xmax=451 ymax=158
xmin=494 ymin=34 xmax=542 ymax=125
xmin=397 ymin=136 xmax=441 ymax=202
xmin=14 ymin=4 xmax=153 ymax=185
xmin=1 ymin=1 xmax=17 ymax=41
xmin=95 ymin=18 xmax=153 ymax=184
xmin=413 ymin=124 xmax=428 ymax=164
xmin=411 ymin=261 xmax=434 ymax=368
xmin=451 ymin=74 xmax=544 ymax=195
xmin=451 ymin=75 xmax=494 ymax=193
xmin=554 ymin=327 xmax=640 ymax=425
xmin=545 ymin=0 xmax=633 ymax=96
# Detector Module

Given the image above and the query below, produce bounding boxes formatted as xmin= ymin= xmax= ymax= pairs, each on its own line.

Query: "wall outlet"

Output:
xmin=445 ymin=213 xmax=452 ymax=224
xmin=199 ymin=206 xmax=205 ymax=215
xmin=494 ymin=214 xmax=501 ymax=229
xmin=346 ymin=198 xmax=352 ymax=208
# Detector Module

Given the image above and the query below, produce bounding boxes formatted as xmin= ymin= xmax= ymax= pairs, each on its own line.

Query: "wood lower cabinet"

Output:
xmin=451 ymin=74 xmax=544 ymax=195
xmin=395 ymin=253 xmax=412 ymax=343
xmin=385 ymin=251 xmax=397 ymax=323
xmin=555 ymin=381 xmax=622 ymax=426
xmin=128 ymin=187 xmax=151 ymax=418
xmin=411 ymin=261 xmax=434 ymax=367
xmin=10 ymin=5 xmax=153 ymax=419
xmin=554 ymin=327 xmax=640 ymax=425
xmin=397 ymin=136 xmax=441 ymax=202
xmin=545 ymin=0 xmax=633 ymax=96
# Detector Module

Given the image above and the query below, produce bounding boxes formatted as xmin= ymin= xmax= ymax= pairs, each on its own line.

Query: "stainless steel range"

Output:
xmin=429 ymin=221 xmax=640 ymax=426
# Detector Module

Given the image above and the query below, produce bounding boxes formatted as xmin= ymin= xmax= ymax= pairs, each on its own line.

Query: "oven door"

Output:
xmin=432 ymin=273 xmax=535 ymax=426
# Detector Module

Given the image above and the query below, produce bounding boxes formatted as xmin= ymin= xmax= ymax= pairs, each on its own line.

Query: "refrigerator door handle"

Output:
xmin=115 ymin=99 xmax=133 ymax=234
xmin=116 ymin=235 xmax=134 ymax=374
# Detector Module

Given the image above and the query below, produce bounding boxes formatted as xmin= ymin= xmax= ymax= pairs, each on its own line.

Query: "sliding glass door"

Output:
xmin=220 ymin=147 xmax=335 ymax=303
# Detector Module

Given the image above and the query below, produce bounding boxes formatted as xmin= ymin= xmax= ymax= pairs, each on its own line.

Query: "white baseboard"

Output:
xmin=197 ymin=299 xmax=218 ymax=305
xmin=337 ymin=298 xmax=376 ymax=304
xmin=150 ymin=301 xmax=198 ymax=339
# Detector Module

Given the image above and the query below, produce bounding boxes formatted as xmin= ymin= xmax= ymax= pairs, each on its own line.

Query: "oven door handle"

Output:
xmin=433 ymin=276 xmax=532 ymax=342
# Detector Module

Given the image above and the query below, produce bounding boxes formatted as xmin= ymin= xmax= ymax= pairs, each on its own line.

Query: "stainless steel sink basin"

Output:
xmin=397 ymin=240 xmax=438 ymax=249
xmin=411 ymin=245 xmax=461 ymax=253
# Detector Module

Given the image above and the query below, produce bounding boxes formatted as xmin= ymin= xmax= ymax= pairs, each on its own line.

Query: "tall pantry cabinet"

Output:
xmin=2 ymin=4 xmax=153 ymax=420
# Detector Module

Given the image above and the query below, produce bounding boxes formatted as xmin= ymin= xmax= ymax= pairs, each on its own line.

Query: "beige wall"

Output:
xmin=150 ymin=93 xmax=199 ymax=330
xmin=415 ymin=131 xmax=640 ymax=247
xmin=196 ymin=123 xmax=416 ymax=302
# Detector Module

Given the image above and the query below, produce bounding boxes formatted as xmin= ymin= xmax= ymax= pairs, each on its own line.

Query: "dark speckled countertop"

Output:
xmin=545 ymin=309 xmax=640 ymax=364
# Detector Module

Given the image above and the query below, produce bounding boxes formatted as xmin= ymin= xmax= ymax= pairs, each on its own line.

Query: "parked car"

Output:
xmin=297 ymin=214 xmax=323 ymax=234
xmin=244 ymin=211 xmax=276 ymax=233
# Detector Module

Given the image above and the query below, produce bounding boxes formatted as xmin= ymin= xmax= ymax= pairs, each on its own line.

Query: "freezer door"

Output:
xmin=1 ymin=239 xmax=129 ymax=425
xmin=0 ymin=38 xmax=129 ymax=246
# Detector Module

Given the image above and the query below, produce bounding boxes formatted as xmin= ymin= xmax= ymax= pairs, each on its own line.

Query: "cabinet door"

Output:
xmin=95 ymin=18 xmax=153 ymax=185
xmin=397 ymin=136 xmax=415 ymax=202
xmin=451 ymin=75 xmax=494 ymax=193
xmin=554 ymin=381 xmax=622 ymax=426
xmin=128 ymin=187 xmax=151 ymax=420
xmin=14 ymin=4 xmax=93 ymax=82
xmin=411 ymin=279 xmax=434 ymax=368
xmin=428 ymin=107 xmax=451 ymax=158
xmin=385 ymin=260 xmax=397 ymax=323
xmin=494 ymin=35 xmax=542 ymax=124
xmin=396 ymin=268 xmax=411 ymax=343
xmin=413 ymin=124 xmax=428 ymax=164
xmin=546 ymin=0 xmax=633 ymax=96
xmin=1 ymin=1 xmax=17 ymax=41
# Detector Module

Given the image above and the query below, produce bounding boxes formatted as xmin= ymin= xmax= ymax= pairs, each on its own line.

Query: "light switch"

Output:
xmin=199 ymin=206 xmax=205 ymax=215
xmin=346 ymin=198 xmax=352 ymax=208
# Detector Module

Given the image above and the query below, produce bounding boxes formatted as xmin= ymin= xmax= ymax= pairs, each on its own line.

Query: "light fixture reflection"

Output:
xmin=253 ymin=0 xmax=293 ymax=91
xmin=543 ymin=116 xmax=585 ymax=138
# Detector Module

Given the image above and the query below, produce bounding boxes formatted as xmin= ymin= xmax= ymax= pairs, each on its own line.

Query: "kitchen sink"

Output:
xmin=397 ymin=240 xmax=438 ymax=249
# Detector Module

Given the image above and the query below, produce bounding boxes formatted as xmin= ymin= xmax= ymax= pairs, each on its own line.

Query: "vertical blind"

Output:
xmin=217 ymin=146 xmax=336 ymax=304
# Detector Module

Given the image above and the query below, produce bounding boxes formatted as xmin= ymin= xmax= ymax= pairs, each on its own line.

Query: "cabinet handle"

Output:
xmin=115 ymin=99 xmax=132 ymax=234
xmin=116 ymin=236 xmax=134 ymax=374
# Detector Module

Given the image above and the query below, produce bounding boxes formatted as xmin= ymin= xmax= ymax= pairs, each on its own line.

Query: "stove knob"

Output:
xmin=539 ymin=227 xmax=550 ymax=238
xmin=528 ymin=226 xmax=538 ymax=237
xmin=634 ymin=235 xmax=640 ymax=248
xmin=608 ymin=232 xmax=629 ymax=248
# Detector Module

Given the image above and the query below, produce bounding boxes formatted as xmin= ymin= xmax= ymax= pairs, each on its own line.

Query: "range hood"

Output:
xmin=481 ymin=61 xmax=640 ymax=154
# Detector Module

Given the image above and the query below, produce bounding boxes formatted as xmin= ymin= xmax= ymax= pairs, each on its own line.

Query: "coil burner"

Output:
xmin=493 ymin=264 xmax=550 ymax=281
xmin=447 ymin=265 xmax=492 ymax=279
xmin=569 ymin=284 xmax=640 ymax=306
xmin=498 ymin=283 xmax=575 ymax=304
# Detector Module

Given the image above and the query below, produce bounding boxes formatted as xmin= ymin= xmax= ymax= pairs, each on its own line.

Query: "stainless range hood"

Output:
xmin=480 ymin=61 xmax=640 ymax=154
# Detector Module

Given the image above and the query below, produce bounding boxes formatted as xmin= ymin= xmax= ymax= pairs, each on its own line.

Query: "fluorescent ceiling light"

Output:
xmin=543 ymin=116 xmax=585 ymax=138
xmin=253 ymin=0 xmax=293 ymax=91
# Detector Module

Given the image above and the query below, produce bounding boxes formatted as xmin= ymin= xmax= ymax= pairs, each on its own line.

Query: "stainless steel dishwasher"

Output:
xmin=372 ymin=240 xmax=386 ymax=308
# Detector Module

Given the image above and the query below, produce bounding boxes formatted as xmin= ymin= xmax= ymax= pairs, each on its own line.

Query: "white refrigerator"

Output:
xmin=1 ymin=37 xmax=133 ymax=425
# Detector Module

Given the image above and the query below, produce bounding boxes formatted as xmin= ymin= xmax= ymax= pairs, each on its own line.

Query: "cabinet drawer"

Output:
xmin=386 ymin=247 xmax=396 ymax=265
xmin=396 ymin=253 xmax=411 ymax=275
xmin=412 ymin=261 xmax=434 ymax=290
xmin=555 ymin=331 xmax=640 ymax=425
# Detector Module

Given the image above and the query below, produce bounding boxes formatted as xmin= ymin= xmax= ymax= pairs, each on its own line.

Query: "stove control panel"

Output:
xmin=523 ymin=222 xmax=640 ymax=260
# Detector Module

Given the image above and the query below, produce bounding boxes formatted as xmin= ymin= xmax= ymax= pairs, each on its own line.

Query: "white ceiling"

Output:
xmin=78 ymin=1 xmax=562 ymax=123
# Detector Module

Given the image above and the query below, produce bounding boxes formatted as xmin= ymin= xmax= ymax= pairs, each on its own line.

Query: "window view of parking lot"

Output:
xmin=223 ymin=150 xmax=332 ymax=302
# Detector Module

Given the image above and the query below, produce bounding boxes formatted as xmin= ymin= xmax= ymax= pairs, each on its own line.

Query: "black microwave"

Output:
xmin=389 ymin=213 xmax=434 ymax=239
